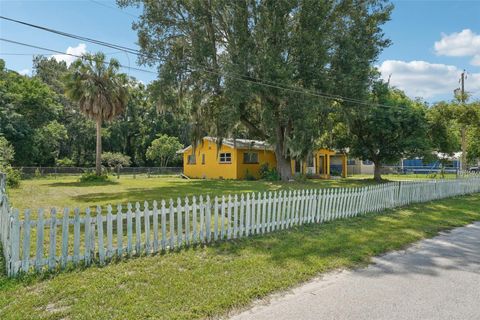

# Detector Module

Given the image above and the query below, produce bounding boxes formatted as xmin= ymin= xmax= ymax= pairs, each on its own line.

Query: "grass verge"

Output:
xmin=0 ymin=193 xmax=479 ymax=319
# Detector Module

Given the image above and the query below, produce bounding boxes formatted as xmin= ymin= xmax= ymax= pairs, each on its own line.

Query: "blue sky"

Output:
xmin=1 ymin=0 xmax=479 ymax=103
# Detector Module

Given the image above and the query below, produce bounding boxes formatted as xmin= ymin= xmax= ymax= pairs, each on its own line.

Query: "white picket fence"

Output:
xmin=1 ymin=173 xmax=480 ymax=277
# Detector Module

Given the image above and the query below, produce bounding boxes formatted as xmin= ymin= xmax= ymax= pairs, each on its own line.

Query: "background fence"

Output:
xmin=13 ymin=166 xmax=183 ymax=177
xmin=1 ymin=173 xmax=479 ymax=277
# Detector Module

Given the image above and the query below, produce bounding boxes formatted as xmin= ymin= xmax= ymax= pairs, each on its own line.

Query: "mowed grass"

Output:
xmin=0 ymin=193 xmax=479 ymax=320
xmin=8 ymin=175 xmax=378 ymax=211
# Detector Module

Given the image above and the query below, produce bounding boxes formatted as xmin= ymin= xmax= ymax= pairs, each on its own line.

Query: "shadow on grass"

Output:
xmin=46 ymin=180 xmax=119 ymax=187
xmin=69 ymin=178 xmax=375 ymax=205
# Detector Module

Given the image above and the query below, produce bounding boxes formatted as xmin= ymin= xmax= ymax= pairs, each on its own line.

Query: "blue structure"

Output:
xmin=401 ymin=158 xmax=460 ymax=174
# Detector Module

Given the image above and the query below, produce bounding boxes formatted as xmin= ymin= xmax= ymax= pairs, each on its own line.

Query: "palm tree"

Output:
xmin=65 ymin=53 xmax=128 ymax=175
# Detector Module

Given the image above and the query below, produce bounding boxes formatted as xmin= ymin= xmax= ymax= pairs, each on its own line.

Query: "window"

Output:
xmin=243 ymin=152 xmax=258 ymax=164
xmin=187 ymin=155 xmax=196 ymax=164
xmin=201 ymin=154 xmax=205 ymax=164
xmin=219 ymin=153 xmax=232 ymax=163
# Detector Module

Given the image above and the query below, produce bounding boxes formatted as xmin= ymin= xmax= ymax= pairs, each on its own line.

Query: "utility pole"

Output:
xmin=459 ymin=70 xmax=467 ymax=171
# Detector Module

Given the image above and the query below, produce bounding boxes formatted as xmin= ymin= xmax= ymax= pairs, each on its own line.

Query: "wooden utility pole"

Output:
xmin=460 ymin=70 xmax=467 ymax=171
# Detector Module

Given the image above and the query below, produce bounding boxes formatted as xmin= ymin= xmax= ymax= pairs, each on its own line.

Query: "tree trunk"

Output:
xmin=373 ymin=161 xmax=382 ymax=182
xmin=274 ymin=125 xmax=293 ymax=181
xmin=95 ymin=118 xmax=102 ymax=176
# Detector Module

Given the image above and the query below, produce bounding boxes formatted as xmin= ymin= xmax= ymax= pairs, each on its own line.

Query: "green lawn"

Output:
xmin=9 ymin=175 xmax=377 ymax=211
xmin=1 ymin=193 xmax=479 ymax=320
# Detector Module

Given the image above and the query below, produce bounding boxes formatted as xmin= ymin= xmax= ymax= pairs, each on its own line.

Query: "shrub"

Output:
xmin=330 ymin=168 xmax=341 ymax=176
xmin=56 ymin=157 xmax=75 ymax=167
xmin=79 ymin=171 xmax=110 ymax=183
xmin=101 ymin=152 xmax=131 ymax=178
xmin=0 ymin=165 xmax=21 ymax=188
xmin=34 ymin=168 xmax=42 ymax=178
xmin=259 ymin=163 xmax=280 ymax=181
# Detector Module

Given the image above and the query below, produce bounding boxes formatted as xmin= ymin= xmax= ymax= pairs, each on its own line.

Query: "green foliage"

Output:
xmin=65 ymin=52 xmax=129 ymax=175
xmin=330 ymin=168 xmax=342 ymax=177
xmin=259 ymin=163 xmax=280 ymax=181
xmin=0 ymin=60 xmax=62 ymax=166
xmin=120 ymin=1 xmax=392 ymax=180
xmin=101 ymin=152 xmax=131 ymax=178
xmin=79 ymin=171 xmax=110 ymax=183
xmin=0 ymin=137 xmax=15 ymax=165
xmin=0 ymin=165 xmax=21 ymax=188
xmin=145 ymin=134 xmax=183 ymax=167
xmin=339 ymin=80 xmax=431 ymax=180
xmin=101 ymin=152 xmax=131 ymax=168
xmin=33 ymin=120 xmax=68 ymax=165
xmin=426 ymin=102 xmax=460 ymax=156
xmin=293 ymin=173 xmax=307 ymax=182
xmin=56 ymin=157 xmax=74 ymax=167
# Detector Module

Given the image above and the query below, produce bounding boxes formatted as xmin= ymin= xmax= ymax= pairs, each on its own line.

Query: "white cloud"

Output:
xmin=52 ymin=43 xmax=87 ymax=65
xmin=378 ymin=60 xmax=480 ymax=99
xmin=471 ymin=55 xmax=480 ymax=66
xmin=18 ymin=68 xmax=30 ymax=76
xmin=434 ymin=29 xmax=480 ymax=66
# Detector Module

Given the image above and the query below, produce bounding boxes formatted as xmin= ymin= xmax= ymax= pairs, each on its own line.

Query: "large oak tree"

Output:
xmin=119 ymin=0 xmax=392 ymax=180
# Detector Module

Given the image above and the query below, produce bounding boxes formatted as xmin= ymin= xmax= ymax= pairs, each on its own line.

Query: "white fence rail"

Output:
xmin=1 ymin=173 xmax=480 ymax=277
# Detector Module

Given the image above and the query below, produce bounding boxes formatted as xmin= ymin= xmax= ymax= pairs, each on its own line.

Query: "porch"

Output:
xmin=292 ymin=149 xmax=347 ymax=179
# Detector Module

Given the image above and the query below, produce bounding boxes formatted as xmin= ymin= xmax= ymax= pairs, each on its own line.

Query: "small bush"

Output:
xmin=79 ymin=171 xmax=110 ymax=183
xmin=1 ymin=165 xmax=22 ymax=188
xmin=56 ymin=157 xmax=74 ymax=167
xmin=259 ymin=163 xmax=280 ymax=181
xmin=330 ymin=168 xmax=341 ymax=176
xmin=34 ymin=168 xmax=42 ymax=178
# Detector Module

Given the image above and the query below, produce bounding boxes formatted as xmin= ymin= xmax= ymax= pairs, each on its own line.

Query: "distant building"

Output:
xmin=177 ymin=137 xmax=347 ymax=179
xmin=346 ymin=159 xmax=375 ymax=175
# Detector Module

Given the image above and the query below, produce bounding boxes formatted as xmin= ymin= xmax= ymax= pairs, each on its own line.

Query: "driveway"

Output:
xmin=230 ymin=222 xmax=480 ymax=320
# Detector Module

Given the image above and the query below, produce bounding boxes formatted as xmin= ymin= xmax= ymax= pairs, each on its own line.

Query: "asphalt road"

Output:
xmin=230 ymin=222 xmax=480 ymax=320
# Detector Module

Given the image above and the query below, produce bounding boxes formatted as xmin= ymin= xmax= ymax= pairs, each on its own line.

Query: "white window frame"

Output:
xmin=219 ymin=152 xmax=232 ymax=164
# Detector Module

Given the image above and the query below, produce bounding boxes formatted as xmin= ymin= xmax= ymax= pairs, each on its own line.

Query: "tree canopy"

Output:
xmin=146 ymin=134 xmax=183 ymax=167
xmin=119 ymin=0 xmax=393 ymax=180
xmin=338 ymin=80 xmax=431 ymax=181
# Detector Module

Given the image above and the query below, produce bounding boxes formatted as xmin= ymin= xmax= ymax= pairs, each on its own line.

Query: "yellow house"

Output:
xmin=178 ymin=137 xmax=347 ymax=179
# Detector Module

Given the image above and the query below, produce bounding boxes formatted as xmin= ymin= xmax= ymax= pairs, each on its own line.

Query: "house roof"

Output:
xmin=177 ymin=136 xmax=274 ymax=154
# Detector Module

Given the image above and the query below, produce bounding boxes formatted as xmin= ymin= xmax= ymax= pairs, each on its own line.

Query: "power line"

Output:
xmin=0 ymin=16 xmax=145 ymax=57
xmin=0 ymin=38 xmax=157 ymax=75
xmin=0 ymin=50 xmax=125 ymax=56
xmin=0 ymin=16 xmax=395 ymax=108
